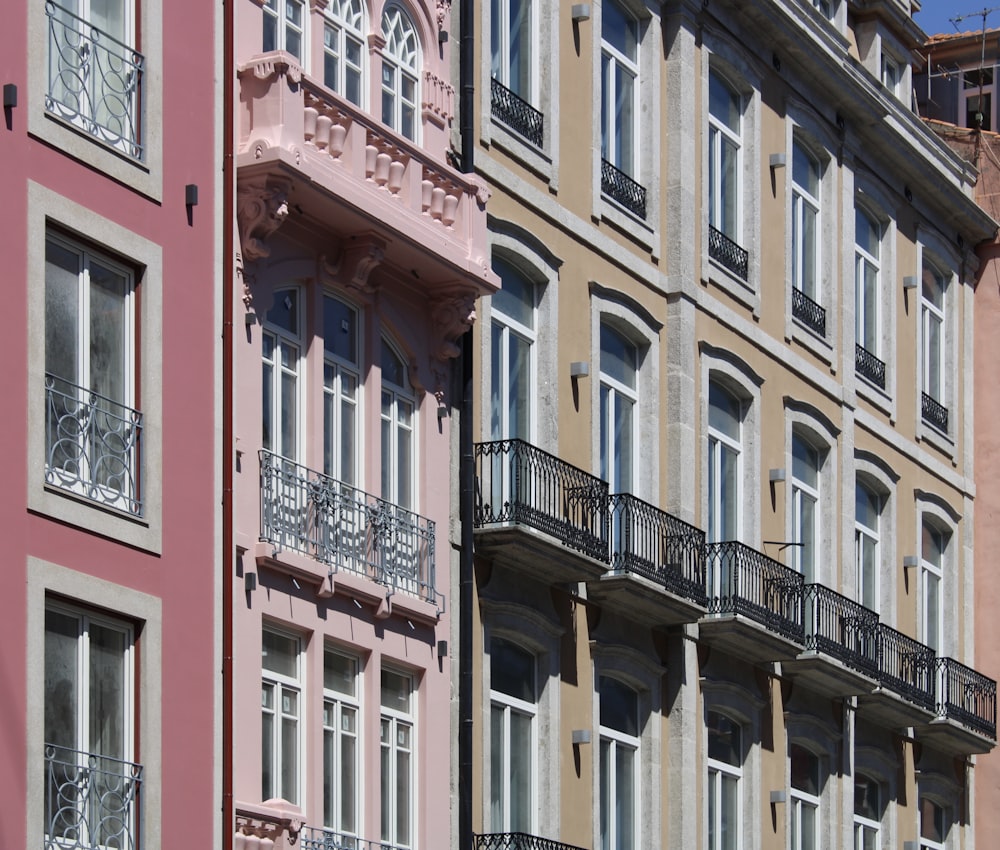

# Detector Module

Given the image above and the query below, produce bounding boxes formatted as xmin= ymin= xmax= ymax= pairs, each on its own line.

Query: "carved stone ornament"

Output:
xmin=430 ymin=286 xmax=477 ymax=362
xmin=234 ymin=810 xmax=302 ymax=844
xmin=237 ymin=178 xmax=292 ymax=261
xmin=319 ymin=236 xmax=388 ymax=295
xmin=436 ymin=0 xmax=451 ymax=30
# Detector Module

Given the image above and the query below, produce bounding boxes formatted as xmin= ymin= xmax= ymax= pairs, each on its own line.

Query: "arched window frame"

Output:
xmin=322 ymin=0 xmax=366 ymax=107
xmin=379 ymin=3 xmax=421 ymax=141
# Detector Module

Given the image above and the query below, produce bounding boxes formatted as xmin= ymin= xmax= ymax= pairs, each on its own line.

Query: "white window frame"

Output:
xmin=490 ymin=0 xmax=538 ymax=107
xmin=261 ymin=627 xmax=302 ymax=806
xmin=380 ymin=668 xmax=415 ymax=850
xmin=598 ymin=676 xmax=640 ymax=850
xmin=322 ymin=0 xmax=366 ymax=106
xmin=263 ymin=0 xmax=306 ymax=63
xmin=854 ymin=206 xmax=881 ymax=362
xmin=600 ymin=0 xmax=640 ymax=180
xmin=920 ymin=259 xmax=947 ymax=413
xmin=490 ymin=256 xmax=537 ymax=443
xmin=920 ymin=519 xmax=946 ymax=654
xmin=919 ymin=796 xmax=947 ymax=850
xmin=855 ymin=481 xmax=881 ymax=614
xmin=323 ymin=293 xmax=362 ymax=487
xmin=380 ymin=4 xmax=420 ymax=141
xmin=791 ymin=139 xmax=822 ymax=305
xmin=790 ymin=744 xmax=820 ymax=850
xmin=881 ymin=52 xmax=900 ymax=98
xmin=380 ymin=337 xmax=416 ymax=511
xmin=707 ymin=381 xmax=743 ymax=543
xmin=262 ymin=288 xmax=302 ymax=463
xmin=853 ymin=772 xmax=881 ymax=850
xmin=706 ymin=711 xmax=743 ymax=850
xmin=599 ymin=322 xmax=639 ymax=494
xmin=811 ymin=0 xmax=835 ymax=19
xmin=791 ymin=433 xmax=821 ymax=584
xmin=323 ymin=646 xmax=361 ymax=840
xmin=708 ymin=69 xmax=743 ymax=245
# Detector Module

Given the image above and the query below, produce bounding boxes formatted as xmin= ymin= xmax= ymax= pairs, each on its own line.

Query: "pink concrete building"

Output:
xmin=227 ymin=0 xmax=495 ymax=846
xmin=0 ymin=1 xmax=222 ymax=849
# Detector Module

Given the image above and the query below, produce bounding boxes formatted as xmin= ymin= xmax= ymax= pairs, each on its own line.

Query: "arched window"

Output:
xmin=791 ymin=433 xmax=821 ymax=583
xmin=708 ymin=70 xmax=742 ymax=243
xmin=491 ymin=257 xmax=536 ymax=442
xmin=381 ymin=338 xmax=415 ymax=510
xmin=855 ymin=481 xmax=881 ymax=613
xmin=855 ymin=206 xmax=883 ymax=385
xmin=381 ymin=5 xmax=420 ymax=140
xmin=919 ymin=796 xmax=947 ymax=850
xmin=599 ymin=323 xmax=638 ymax=494
xmin=600 ymin=0 xmax=639 ymax=179
xmin=707 ymin=711 xmax=742 ymax=850
xmin=853 ymin=772 xmax=881 ymax=850
xmin=599 ymin=676 xmax=639 ymax=850
xmin=708 ymin=381 xmax=742 ymax=543
xmin=920 ymin=520 xmax=947 ymax=653
xmin=263 ymin=0 xmax=305 ymax=61
xmin=323 ymin=294 xmax=361 ymax=486
xmin=323 ymin=0 xmax=365 ymax=106
xmin=490 ymin=638 xmax=536 ymax=833
xmin=262 ymin=288 xmax=301 ymax=462
xmin=790 ymin=744 xmax=821 ymax=850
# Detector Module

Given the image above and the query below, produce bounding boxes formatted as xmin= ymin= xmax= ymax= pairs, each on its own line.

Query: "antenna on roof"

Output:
xmin=950 ymin=7 xmax=1000 ymax=130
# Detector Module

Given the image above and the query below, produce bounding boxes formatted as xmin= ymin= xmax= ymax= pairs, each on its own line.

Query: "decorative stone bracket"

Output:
xmin=237 ymin=176 xmax=293 ymax=262
xmin=429 ymin=285 xmax=479 ymax=403
xmin=318 ymin=235 xmax=388 ymax=295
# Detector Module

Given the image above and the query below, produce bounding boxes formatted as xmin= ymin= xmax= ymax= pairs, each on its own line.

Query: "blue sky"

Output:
xmin=915 ymin=2 xmax=1000 ymax=37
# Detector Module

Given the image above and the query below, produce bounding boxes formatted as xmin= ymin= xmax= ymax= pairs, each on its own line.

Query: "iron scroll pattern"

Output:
xmin=791 ymin=286 xmax=826 ymax=337
xmin=855 ymin=344 xmax=886 ymax=389
xmin=299 ymin=825 xmax=408 ymax=850
xmin=708 ymin=225 xmax=749 ymax=281
xmin=601 ymin=159 xmax=647 ymax=219
xmin=45 ymin=374 xmax=143 ymax=516
xmin=474 ymin=834 xmax=590 ymax=850
xmin=935 ymin=657 xmax=997 ymax=738
xmin=491 ymin=77 xmax=544 ymax=148
xmin=44 ymin=745 xmax=142 ymax=850
xmin=921 ymin=392 xmax=949 ymax=433
xmin=45 ymin=1 xmax=145 ymax=159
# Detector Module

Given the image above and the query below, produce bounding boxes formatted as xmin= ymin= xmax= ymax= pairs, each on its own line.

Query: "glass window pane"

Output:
xmin=710 ymin=72 xmax=740 ymax=133
xmin=600 ymin=324 xmax=637 ymax=388
xmin=709 ymin=383 xmax=740 ymax=440
xmin=45 ymin=609 xmax=81 ymax=752
xmin=599 ymin=676 xmax=638 ymax=736
xmin=324 ymin=649 xmax=357 ymax=695
xmin=707 ymin=711 xmax=741 ymax=766
xmin=791 ymin=744 xmax=819 ymax=795
xmin=45 ymin=239 xmax=82 ymax=385
xmin=490 ymin=704 xmax=505 ymax=827
xmin=381 ymin=669 xmax=411 ymax=711
xmin=492 ymin=258 xmax=535 ymax=327
xmin=491 ymin=638 xmax=535 ymax=700
xmin=510 ymin=710 xmax=533 ymax=831
xmin=262 ymin=630 xmax=298 ymax=677
xmin=602 ymin=0 xmax=636 ymax=60
xmin=792 ymin=436 xmax=819 ymax=489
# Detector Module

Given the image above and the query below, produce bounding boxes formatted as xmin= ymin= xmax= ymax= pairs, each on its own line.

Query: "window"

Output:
xmin=324 ymin=295 xmax=361 ymax=486
xmin=263 ymin=0 xmax=305 ymax=62
xmin=262 ymin=288 xmax=301 ymax=462
xmin=707 ymin=382 xmax=741 ymax=543
xmin=855 ymin=483 xmax=881 ymax=613
xmin=707 ymin=711 xmax=742 ymax=850
xmin=45 ymin=232 xmax=140 ymax=515
xmin=790 ymin=744 xmax=820 ymax=850
xmin=45 ymin=602 xmax=137 ymax=850
xmin=600 ymin=0 xmax=639 ymax=180
xmin=963 ymin=67 xmax=993 ymax=131
xmin=920 ymin=521 xmax=946 ymax=653
xmin=599 ymin=676 xmax=639 ymax=850
xmin=381 ymin=339 xmax=415 ymax=510
xmin=491 ymin=0 xmax=536 ymax=107
xmin=920 ymin=797 xmax=947 ymax=850
xmin=882 ymin=53 xmax=900 ymax=98
xmin=490 ymin=258 xmax=536 ymax=441
xmin=855 ymin=207 xmax=884 ymax=386
xmin=381 ymin=5 xmax=419 ymax=140
xmin=381 ymin=669 xmax=415 ymax=849
xmin=811 ymin=0 xmax=835 ymax=19
xmin=261 ymin=628 xmax=301 ymax=805
xmin=599 ymin=323 xmax=637 ymax=494
xmin=490 ymin=638 xmax=536 ymax=833
xmin=791 ymin=434 xmax=820 ymax=584
xmin=853 ymin=773 xmax=881 ymax=850
xmin=324 ymin=648 xmax=360 ymax=840
xmin=792 ymin=141 xmax=822 ymax=329
xmin=921 ymin=259 xmax=948 ymax=430
xmin=323 ymin=0 xmax=365 ymax=105
xmin=708 ymin=70 xmax=742 ymax=245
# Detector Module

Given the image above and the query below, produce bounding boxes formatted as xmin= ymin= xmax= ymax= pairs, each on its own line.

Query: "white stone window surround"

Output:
xmin=783 ymin=399 xmax=840 ymax=586
xmin=913 ymin=492 xmax=962 ymax=658
xmin=590 ymin=644 xmax=662 ymax=850
xmin=853 ymin=451 xmax=899 ymax=623
xmin=700 ymin=38 xmax=763 ymax=314
xmin=851 ymin=744 xmax=899 ymax=850
xmin=783 ymin=105 xmax=838 ymax=363
xmin=589 ymin=285 xmax=662 ymax=503
xmin=479 ymin=0 xmax=559 ymax=184
xmin=479 ymin=220 xmax=561 ymax=451
xmin=480 ymin=600 xmax=562 ymax=841
xmin=590 ymin=0 xmax=662 ymax=249
xmin=785 ymin=716 xmax=838 ymax=850
xmin=853 ymin=19 xmax=912 ymax=106
xmin=26 ymin=181 xmax=164 ymax=554
xmin=27 ymin=0 xmax=164 ymax=199
xmin=26 ymin=558 xmax=163 ymax=850
xmin=698 ymin=343 xmax=764 ymax=549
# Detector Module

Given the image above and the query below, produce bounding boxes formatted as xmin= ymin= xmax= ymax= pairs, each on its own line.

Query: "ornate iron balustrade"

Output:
xmin=855 ymin=344 xmax=886 ymax=389
xmin=921 ymin=392 xmax=949 ymax=432
xmin=45 ymin=373 xmax=143 ymax=516
xmin=44 ymin=744 xmax=142 ymax=850
xmin=45 ymin=1 xmax=145 ymax=159
xmin=608 ymin=493 xmax=707 ymax=605
xmin=259 ymin=450 xmax=438 ymax=604
xmin=474 ymin=439 xmax=610 ymax=563
xmin=802 ymin=584 xmax=879 ymax=677
xmin=491 ymin=77 xmax=544 ymax=148
xmin=474 ymin=833 xmax=589 ymax=850
xmin=704 ymin=541 xmax=805 ymax=643
xmin=601 ymin=158 xmax=646 ymax=219
xmin=935 ymin=657 xmax=997 ymax=738
xmin=299 ymin=826 xmax=407 ymax=850
xmin=875 ymin=624 xmax=936 ymax=711
xmin=708 ymin=225 xmax=749 ymax=281
xmin=792 ymin=286 xmax=826 ymax=337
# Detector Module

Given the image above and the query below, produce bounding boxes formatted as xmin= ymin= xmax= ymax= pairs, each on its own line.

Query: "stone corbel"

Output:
xmin=237 ymin=177 xmax=293 ymax=261
xmin=319 ymin=235 xmax=388 ymax=295
xmin=429 ymin=285 xmax=478 ymax=401
xmin=436 ymin=0 xmax=452 ymax=31
xmin=309 ymin=0 xmax=330 ymax=11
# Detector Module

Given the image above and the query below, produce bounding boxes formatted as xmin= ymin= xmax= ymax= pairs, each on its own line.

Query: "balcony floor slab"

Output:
xmin=474 ymin=524 xmax=609 ymax=585
xmin=783 ymin=652 xmax=878 ymax=699
xmin=698 ymin=613 xmax=804 ymax=663
xmin=587 ymin=570 xmax=706 ymax=627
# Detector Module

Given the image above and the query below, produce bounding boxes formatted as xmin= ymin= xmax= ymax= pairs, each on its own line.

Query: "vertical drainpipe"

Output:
xmin=458 ymin=0 xmax=475 ymax=846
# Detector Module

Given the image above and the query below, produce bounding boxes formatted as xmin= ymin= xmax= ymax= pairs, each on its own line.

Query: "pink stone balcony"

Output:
xmin=237 ymin=52 xmax=495 ymax=295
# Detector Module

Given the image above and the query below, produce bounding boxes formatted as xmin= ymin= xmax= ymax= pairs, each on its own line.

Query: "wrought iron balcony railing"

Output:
xmin=45 ymin=1 xmax=145 ymax=159
xmin=875 ymin=623 xmax=936 ymax=712
xmin=299 ymin=825 xmax=407 ymax=850
xmin=704 ymin=541 xmax=805 ymax=643
xmin=855 ymin=344 xmax=886 ymax=389
xmin=935 ymin=657 xmax=997 ymax=738
xmin=708 ymin=225 xmax=749 ymax=281
xmin=802 ymin=584 xmax=879 ymax=678
xmin=608 ymin=493 xmax=707 ymax=605
xmin=792 ymin=286 xmax=826 ymax=337
xmin=474 ymin=833 xmax=589 ymax=850
xmin=474 ymin=439 xmax=610 ymax=563
xmin=601 ymin=158 xmax=646 ymax=219
xmin=45 ymin=373 xmax=143 ymax=516
xmin=44 ymin=744 xmax=142 ymax=850
xmin=922 ymin=392 xmax=949 ymax=432
xmin=259 ymin=450 xmax=437 ymax=604
xmin=491 ymin=77 xmax=544 ymax=148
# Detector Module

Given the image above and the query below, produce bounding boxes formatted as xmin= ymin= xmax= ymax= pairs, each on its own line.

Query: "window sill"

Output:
xmin=598 ymin=195 xmax=656 ymax=253
xmin=489 ymin=117 xmax=555 ymax=185
xmin=705 ymin=256 xmax=759 ymax=316
xmin=855 ymin=374 xmax=894 ymax=421
xmin=917 ymin=415 xmax=956 ymax=460
xmin=789 ymin=317 xmax=835 ymax=368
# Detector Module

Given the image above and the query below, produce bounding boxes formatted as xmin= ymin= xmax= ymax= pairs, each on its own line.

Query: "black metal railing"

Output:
xmin=474 ymin=833 xmax=589 ymax=850
xmin=45 ymin=373 xmax=143 ymax=516
xmin=44 ymin=744 xmax=143 ymax=850
xmin=792 ymin=286 xmax=826 ymax=337
xmin=935 ymin=657 xmax=997 ymax=738
xmin=45 ymin=1 xmax=145 ymax=159
xmin=704 ymin=541 xmax=805 ymax=643
xmin=875 ymin=623 xmax=936 ymax=712
xmin=260 ymin=450 xmax=438 ymax=604
xmin=299 ymin=826 xmax=407 ymax=850
xmin=802 ymin=584 xmax=879 ymax=678
xmin=708 ymin=225 xmax=749 ymax=281
xmin=601 ymin=158 xmax=646 ymax=219
xmin=855 ymin=345 xmax=886 ymax=389
xmin=474 ymin=439 xmax=610 ymax=563
xmin=922 ymin=392 xmax=949 ymax=432
xmin=608 ymin=493 xmax=707 ymax=605
xmin=491 ymin=77 xmax=544 ymax=148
